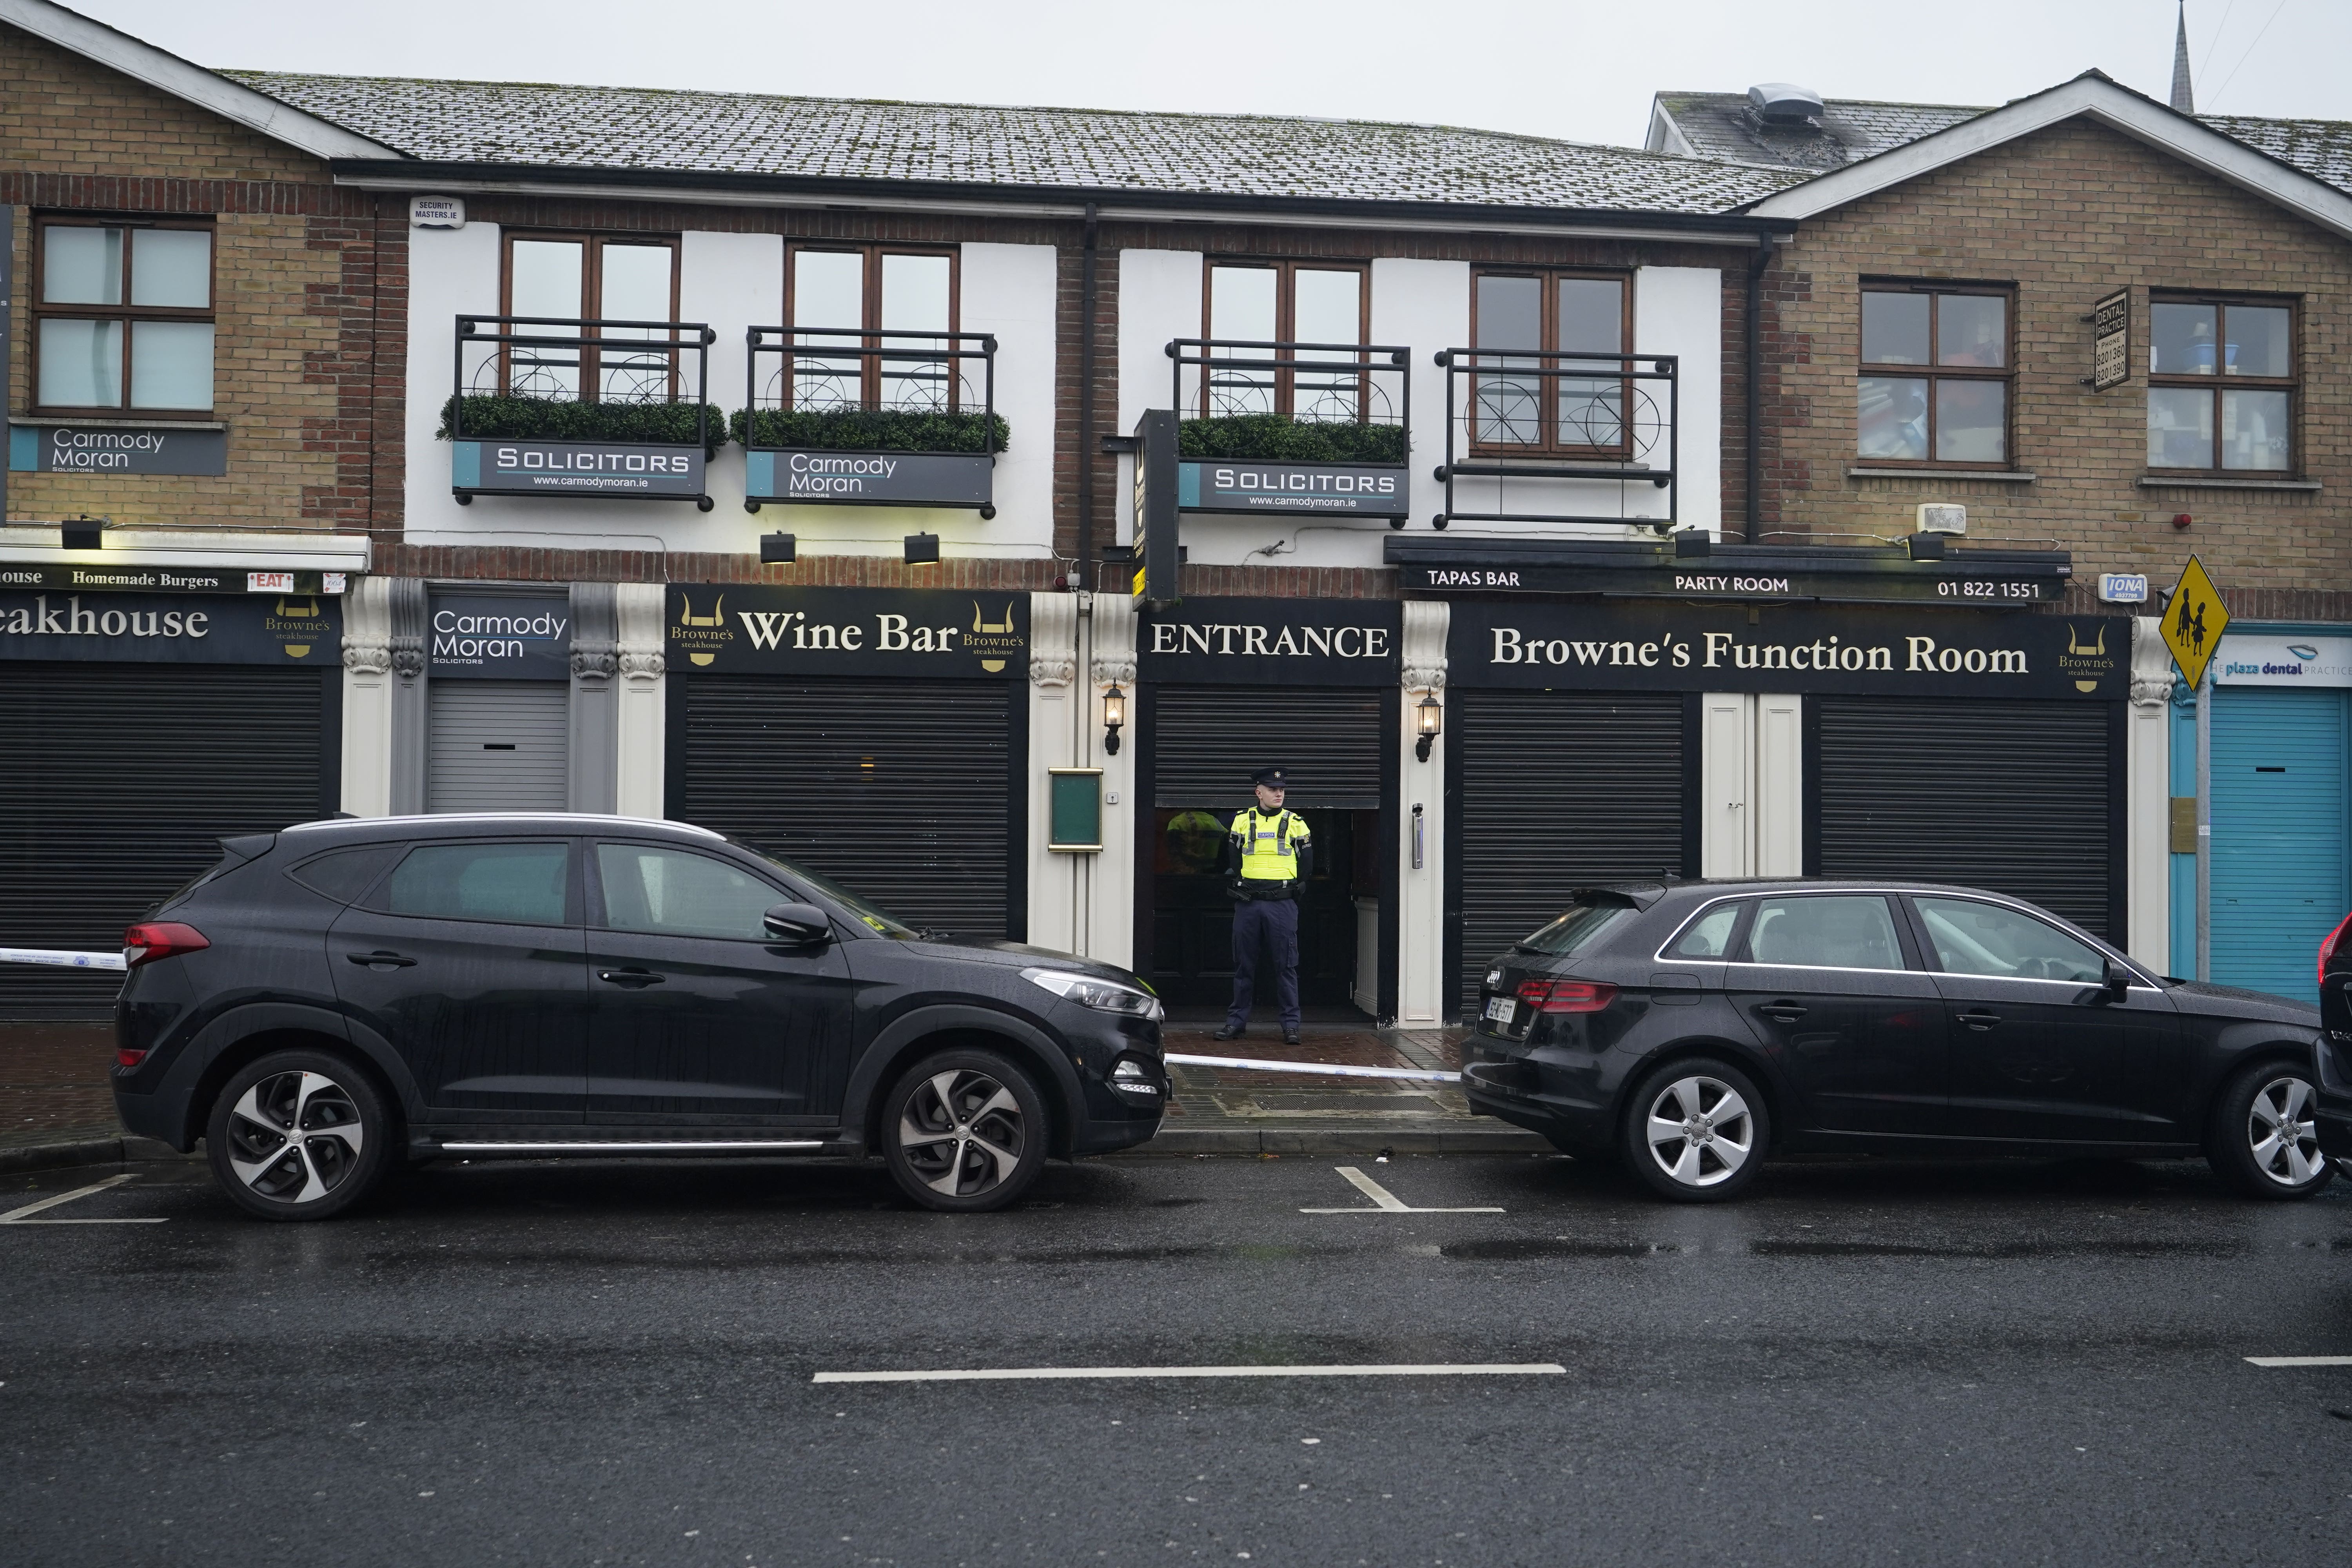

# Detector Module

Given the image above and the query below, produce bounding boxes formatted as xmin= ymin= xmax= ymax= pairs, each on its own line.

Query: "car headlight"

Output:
xmin=1022 ymin=967 xmax=1164 ymax=1021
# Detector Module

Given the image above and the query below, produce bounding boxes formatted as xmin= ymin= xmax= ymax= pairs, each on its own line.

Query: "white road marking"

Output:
xmin=1298 ymin=1165 xmax=1505 ymax=1214
xmin=2245 ymin=1356 xmax=2352 ymax=1367
xmin=813 ymin=1363 xmax=1566 ymax=1384
xmin=0 ymin=1172 xmax=164 ymax=1225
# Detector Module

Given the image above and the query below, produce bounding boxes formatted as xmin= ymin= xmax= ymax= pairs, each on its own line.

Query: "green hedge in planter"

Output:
xmin=436 ymin=396 xmax=731 ymax=458
xmin=731 ymin=407 xmax=1010 ymax=454
xmin=1178 ymin=415 xmax=1407 ymax=465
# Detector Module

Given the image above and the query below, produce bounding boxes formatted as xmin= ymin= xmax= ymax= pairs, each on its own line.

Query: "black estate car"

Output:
xmin=112 ymin=814 xmax=1167 ymax=1219
xmin=1463 ymin=878 xmax=2333 ymax=1203
xmin=2313 ymin=909 xmax=2352 ymax=1166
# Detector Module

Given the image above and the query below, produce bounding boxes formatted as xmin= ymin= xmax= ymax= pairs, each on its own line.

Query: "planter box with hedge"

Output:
xmin=437 ymin=395 xmax=729 ymax=506
xmin=732 ymin=408 xmax=1010 ymax=514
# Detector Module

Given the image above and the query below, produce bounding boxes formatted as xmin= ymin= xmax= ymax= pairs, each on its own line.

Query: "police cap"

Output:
xmin=1250 ymin=766 xmax=1289 ymax=789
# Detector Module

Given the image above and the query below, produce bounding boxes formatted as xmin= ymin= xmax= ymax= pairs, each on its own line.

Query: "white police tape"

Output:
xmin=0 ymin=947 xmax=127 ymax=971
xmin=1163 ymin=1052 xmax=1459 ymax=1083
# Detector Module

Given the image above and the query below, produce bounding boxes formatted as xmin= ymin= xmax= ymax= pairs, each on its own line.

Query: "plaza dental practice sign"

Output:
xmin=1449 ymin=602 xmax=2126 ymax=699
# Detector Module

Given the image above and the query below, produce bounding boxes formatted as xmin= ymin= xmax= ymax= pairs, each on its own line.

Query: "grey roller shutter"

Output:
xmin=0 ymin=661 xmax=329 ymax=1016
xmin=1812 ymin=697 xmax=2116 ymax=936
xmin=427 ymin=680 xmax=568 ymax=813
xmin=1151 ymin=687 xmax=1386 ymax=809
xmin=1452 ymin=690 xmax=1687 ymax=1016
xmin=673 ymin=675 xmax=1014 ymax=941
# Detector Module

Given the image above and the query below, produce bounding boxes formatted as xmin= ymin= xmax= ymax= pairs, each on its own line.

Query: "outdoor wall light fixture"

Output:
xmin=1102 ymin=683 xmax=1127 ymax=755
xmin=60 ymin=517 xmax=104 ymax=551
xmin=1415 ymin=691 xmax=1443 ymax=762
xmin=759 ymin=532 xmax=797 ymax=564
xmin=904 ymin=532 xmax=941 ymax=565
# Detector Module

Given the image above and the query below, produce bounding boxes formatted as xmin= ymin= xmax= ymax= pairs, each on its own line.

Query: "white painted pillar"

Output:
xmin=1088 ymin=592 xmax=1140 ymax=968
xmin=613 ymin=583 xmax=666 ymax=819
xmin=2127 ymin=616 xmax=2173 ymax=974
xmin=1396 ymin=601 xmax=1449 ymax=1026
xmin=338 ymin=575 xmax=395 ymax=818
xmin=1025 ymin=591 xmax=1082 ymax=955
xmin=1755 ymin=693 xmax=1804 ymax=877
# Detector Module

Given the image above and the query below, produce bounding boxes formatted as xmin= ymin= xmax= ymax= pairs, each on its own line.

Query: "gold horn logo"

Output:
xmin=973 ymin=601 xmax=1015 ymax=671
xmin=680 ymin=594 xmax=725 ymax=627
xmin=274 ymin=596 xmax=321 ymax=619
xmin=2067 ymin=623 xmax=2106 ymax=657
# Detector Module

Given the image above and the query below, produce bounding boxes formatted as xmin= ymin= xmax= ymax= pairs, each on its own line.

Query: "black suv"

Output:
xmin=112 ymin=814 xmax=1167 ymax=1218
xmin=1463 ymin=878 xmax=2332 ymax=1203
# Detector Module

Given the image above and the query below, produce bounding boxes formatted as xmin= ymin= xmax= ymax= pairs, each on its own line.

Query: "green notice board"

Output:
xmin=1048 ymin=769 xmax=1103 ymax=852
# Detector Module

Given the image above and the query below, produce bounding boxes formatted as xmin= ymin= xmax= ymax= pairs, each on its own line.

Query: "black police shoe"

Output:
xmin=1282 ymin=1026 xmax=1302 ymax=1046
xmin=1213 ymin=1024 xmax=1246 ymax=1041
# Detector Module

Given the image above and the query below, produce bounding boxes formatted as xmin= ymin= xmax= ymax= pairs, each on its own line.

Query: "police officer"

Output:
xmin=1215 ymin=766 xmax=1312 ymax=1045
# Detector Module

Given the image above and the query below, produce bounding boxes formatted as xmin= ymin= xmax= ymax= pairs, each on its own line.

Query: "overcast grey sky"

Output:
xmin=65 ymin=0 xmax=2351 ymax=146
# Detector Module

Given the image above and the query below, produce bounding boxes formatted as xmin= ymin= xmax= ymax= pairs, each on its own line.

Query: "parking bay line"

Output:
xmin=2245 ymin=1356 xmax=2352 ymax=1368
xmin=1298 ymin=1164 xmax=1505 ymax=1215
xmin=0 ymin=1173 xmax=165 ymax=1225
xmin=813 ymin=1363 xmax=1566 ymax=1384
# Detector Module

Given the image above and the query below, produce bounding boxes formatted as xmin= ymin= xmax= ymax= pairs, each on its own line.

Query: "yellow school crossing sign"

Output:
xmin=2162 ymin=555 xmax=2230 ymax=690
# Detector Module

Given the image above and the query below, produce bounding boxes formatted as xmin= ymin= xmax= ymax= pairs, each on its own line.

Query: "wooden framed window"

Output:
xmin=32 ymin=216 xmax=215 ymax=417
xmin=1468 ymin=269 xmax=1632 ymax=456
xmin=2146 ymin=294 xmax=2296 ymax=474
xmin=499 ymin=232 xmax=680 ymax=401
xmin=782 ymin=244 xmax=960 ymax=412
xmin=1856 ymin=283 xmax=2012 ymax=468
xmin=1200 ymin=260 xmax=1370 ymax=420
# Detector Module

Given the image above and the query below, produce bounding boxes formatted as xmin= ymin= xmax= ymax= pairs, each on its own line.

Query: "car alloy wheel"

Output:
xmin=1620 ymin=1056 xmax=1769 ymax=1202
xmin=881 ymin=1049 xmax=1047 ymax=1212
xmin=205 ymin=1049 xmax=390 ymax=1221
xmin=2246 ymin=1074 xmax=2325 ymax=1189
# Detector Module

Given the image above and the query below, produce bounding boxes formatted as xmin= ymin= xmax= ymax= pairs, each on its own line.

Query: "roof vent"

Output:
xmin=1747 ymin=83 xmax=1825 ymax=126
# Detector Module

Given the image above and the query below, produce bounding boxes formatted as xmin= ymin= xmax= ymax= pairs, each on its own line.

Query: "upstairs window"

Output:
xmin=783 ymin=245 xmax=958 ymax=412
xmin=2147 ymin=296 xmax=2294 ymax=474
xmin=1201 ymin=261 xmax=1369 ymax=420
xmin=1856 ymin=284 xmax=2010 ymax=468
xmin=1469 ymin=270 xmax=1630 ymax=455
xmin=33 ymin=218 xmax=214 ymax=415
xmin=500 ymin=232 xmax=679 ymax=401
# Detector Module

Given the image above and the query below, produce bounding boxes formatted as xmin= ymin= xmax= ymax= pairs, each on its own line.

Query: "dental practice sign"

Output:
xmin=744 ymin=449 xmax=994 ymax=510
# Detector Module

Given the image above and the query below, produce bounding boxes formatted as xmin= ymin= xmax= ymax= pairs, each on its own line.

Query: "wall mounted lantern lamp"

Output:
xmin=1102 ymin=683 xmax=1127 ymax=756
xmin=1415 ymin=691 xmax=1443 ymax=762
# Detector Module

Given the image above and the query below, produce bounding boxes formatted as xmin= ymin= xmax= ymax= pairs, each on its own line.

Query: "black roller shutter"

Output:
xmin=673 ymin=675 xmax=1018 ymax=941
xmin=1811 ymin=697 xmax=2117 ymax=936
xmin=1451 ymin=690 xmax=1688 ymax=1016
xmin=1151 ymin=687 xmax=1386 ymax=809
xmin=0 ymin=661 xmax=332 ymax=1017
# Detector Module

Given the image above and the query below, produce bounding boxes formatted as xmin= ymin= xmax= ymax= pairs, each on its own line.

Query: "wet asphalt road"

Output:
xmin=4 ymin=1151 xmax=2351 ymax=1567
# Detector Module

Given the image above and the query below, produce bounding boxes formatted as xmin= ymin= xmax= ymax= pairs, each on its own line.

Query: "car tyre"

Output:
xmin=205 ymin=1049 xmax=392 ymax=1221
xmin=1619 ymin=1056 xmax=1769 ymax=1203
xmin=880 ymin=1049 xmax=1049 ymax=1213
xmin=2207 ymin=1060 xmax=2335 ymax=1200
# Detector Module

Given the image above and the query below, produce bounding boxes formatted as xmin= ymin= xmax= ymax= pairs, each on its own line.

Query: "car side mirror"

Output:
xmin=763 ymin=902 xmax=832 ymax=945
xmin=2098 ymin=956 xmax=2130 ymax=1004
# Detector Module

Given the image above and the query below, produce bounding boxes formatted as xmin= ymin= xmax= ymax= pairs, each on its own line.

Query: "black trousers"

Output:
xmin=1225 ymin=895 xmax=1301 ymax=1032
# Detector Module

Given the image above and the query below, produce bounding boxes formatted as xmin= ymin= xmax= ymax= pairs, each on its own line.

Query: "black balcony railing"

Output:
xmin=450 ymin=314 xmax=718 ymax=443
xmin=1167 ymin=338 xmax=1410 ymax=463
xmin=1432 ymin=349 xmax=1677 ymax=531
xmin=739 ymin=328 xmax=1004 ymax=515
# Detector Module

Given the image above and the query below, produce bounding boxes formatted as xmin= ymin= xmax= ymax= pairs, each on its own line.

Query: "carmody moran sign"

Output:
xmin=450 ymin=439 xmax=705 ymax=501
xmin=1450 ymin=602 xmax=2126 ymax=700
xmin=744 ymin=450 xmax=994 ymax=512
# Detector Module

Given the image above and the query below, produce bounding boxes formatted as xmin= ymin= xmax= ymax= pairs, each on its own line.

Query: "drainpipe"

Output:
xmin=1078 ymin=201 xmax=1100 ymax=588
xmin=1744 ymin=239 xmax=1771 ymax=544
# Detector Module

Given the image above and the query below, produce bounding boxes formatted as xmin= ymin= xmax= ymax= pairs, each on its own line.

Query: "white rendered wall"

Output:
xmin=1112 ymin=249 xmax=1205 ymax=547
xmin=1634 ymin=265 xmax=1723 ymax=539
xmin=679 ymin=230 xmax=781 ymax=536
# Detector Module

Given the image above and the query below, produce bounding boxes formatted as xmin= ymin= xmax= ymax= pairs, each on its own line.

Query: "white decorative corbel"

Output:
xmin=614 ymin=583 xmax=668 ymax=682
xmin=1029 ymin=590 xmax=1079 ymax=688
xmin=1401 ymin=600 xmax=1448 ymax=692
xmin=2129 ymin=614 xmax=2174 ymax=709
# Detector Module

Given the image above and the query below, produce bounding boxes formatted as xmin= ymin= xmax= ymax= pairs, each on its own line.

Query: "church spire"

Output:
xmin=2170 ymin=0 xmax=2195 ymax=114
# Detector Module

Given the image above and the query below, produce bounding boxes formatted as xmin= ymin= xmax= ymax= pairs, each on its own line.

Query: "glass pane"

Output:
xmin=507 ymin=239 xmax=584 ymax=399
xmin=790 ymin=250 xmax=865 ymax=410
xmin=1935 ymin=379 xmax=2005 ymax=463
xmin=1207 ymin=266 xmax=1278 ymax=417
xmin=1555 ymin=278 xmax=1624 ymax=353
xmin=1937 ymin=294 xmax=2005 ymax=367
xmin=2221 ymin=388 xmax=2290 ymax=471
xmin=2224 ymin=305 xmax=2291 ymax=378
xmin=1559 ymin=379 xmax=1624 ymax=449
xmin=1861 ymin=291 xmax=1929 ymax=365
xmin=1667 ymin=902 xmax=1743 ymax=959
xmin=598 ymin=844 xmax=781 ymax=940
xmin=42 ymin=226 xmax=122 ymax=305
xmin=1474 ymin=275 xmax=1542 ymax=444
xmin=880 ymin=253 xmax=953 ymax=412
xmin=1857 ymin=376 xmax=1928 ymax=460
xmin=1915 ymin=897 xmax=2105 ymax=983
xmin=37 ymin=318 xmax=123 ymax=407
xmin=130 ymin=321 xmax=213 ymax=409
xmin=384 ymin=843 xmax=568 ymax=926
xmin=1517 ymin=901 xmax=1630 ymax=957
xmin=130 ymin=229 xmax=211 ymax=308
xmin=2151 ymin=302 xmax=2217 ymax=374
xmin=597 ymin=244 xmax=675 ymax=403
xmin=1746 ymin=896 xmax=1906 ymax=971
xmin=1291 ymin=269 xmax=1361 ymax=422
xmin=2147 ymin=386 xmax=2214 ymax=468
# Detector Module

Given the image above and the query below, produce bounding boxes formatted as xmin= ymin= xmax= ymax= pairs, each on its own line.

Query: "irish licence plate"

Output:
xmin=1483 ymin=996 xmax=1516 ymax=1024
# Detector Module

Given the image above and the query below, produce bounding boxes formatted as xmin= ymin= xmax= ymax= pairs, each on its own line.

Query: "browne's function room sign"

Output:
xmin=666 ymin=586 xmax=1028 ymax=676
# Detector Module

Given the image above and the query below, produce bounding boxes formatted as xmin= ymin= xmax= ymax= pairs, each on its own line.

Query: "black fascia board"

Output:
xmin=327 ymin=157 xmax=1796 ymax=240
xmin=1383 ymin=535 xmax=2071 ymax=579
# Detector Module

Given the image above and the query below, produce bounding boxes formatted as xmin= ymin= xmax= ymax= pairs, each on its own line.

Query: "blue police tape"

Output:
xmin=1163 ymin=1053 xmax=1459 ymax=1083
xmin=0 ymin=947 xmax=127 ymax=971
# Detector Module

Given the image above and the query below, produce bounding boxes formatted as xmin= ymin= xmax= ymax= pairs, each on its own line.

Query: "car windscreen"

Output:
xmin=739 ymin=845 xmax=922 ymax=939
xmin=1515 ymin=900 xmax=1631 ymax=958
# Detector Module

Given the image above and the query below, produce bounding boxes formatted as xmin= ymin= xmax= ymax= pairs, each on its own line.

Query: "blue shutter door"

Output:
xmin=2210 ymin=687 xmax=2350 ymax=1003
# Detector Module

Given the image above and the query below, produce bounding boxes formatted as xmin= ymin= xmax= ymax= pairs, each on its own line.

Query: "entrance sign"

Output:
xmin=0 ymin=589 xmax=341 ymax=665
xmin=1139 ymin=597 xmax=1401 ymax=686
xmin=2091 ymin=290 xmax=2130 ymax=392
xmin=2161 ymin=555 xmax=2229 ymax=690
xmin=666 ymin=585 xmax=1027 ymax=677
xmin=428 ymin=593 xmax=570 ymax=680
xmin=9 ymin=423 xmax=228 ymax=475
xmin=1130 ymin=410 xmax=1180 ymax=607
xmin=2214 ymin=634 xmax=2352 ymax=687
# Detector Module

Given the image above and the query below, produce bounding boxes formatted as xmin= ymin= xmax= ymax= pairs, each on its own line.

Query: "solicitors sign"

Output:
xmin=1449 ymin=601 xmax=2127 ymax=700
xmin=666 ymin=585 xmax=1027 ymax=677
xmin=1177 ymin=460 xmax=1408 ymax=518
xmin=451 ymin=439 xmax=705 ymax=499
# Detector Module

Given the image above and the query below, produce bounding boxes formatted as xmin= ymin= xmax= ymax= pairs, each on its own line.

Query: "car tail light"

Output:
xmin=116 ymin=1047 xmax=149 ymax=1069
xmin=2320 ymin=911 xmax=2352 ymax=992
xmin=122 ymin=922 xmax=209 ymax=968
xmin=1515 ymin=978 xmax=1619 ymax=1014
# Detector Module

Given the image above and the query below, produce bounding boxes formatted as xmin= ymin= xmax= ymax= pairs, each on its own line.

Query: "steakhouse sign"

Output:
xmin=1449 ymin=602 xmax=2125 ymax=700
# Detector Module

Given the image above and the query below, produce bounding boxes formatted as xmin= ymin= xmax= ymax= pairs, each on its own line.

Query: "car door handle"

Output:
xmin=597 ymin=968 xmax=666 ymax=987
xmin=1957 ymin=1010 xmax=2002 ymax=1031
xmin=1756 ymin=1002 xmax=1808 ymax=1024
xmin=345 ymin=951 xmax=416 ymax=969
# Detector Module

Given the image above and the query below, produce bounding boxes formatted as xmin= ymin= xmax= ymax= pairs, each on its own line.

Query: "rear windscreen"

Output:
xmin=1516 ymin=901 xmax=1630 ymax=958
